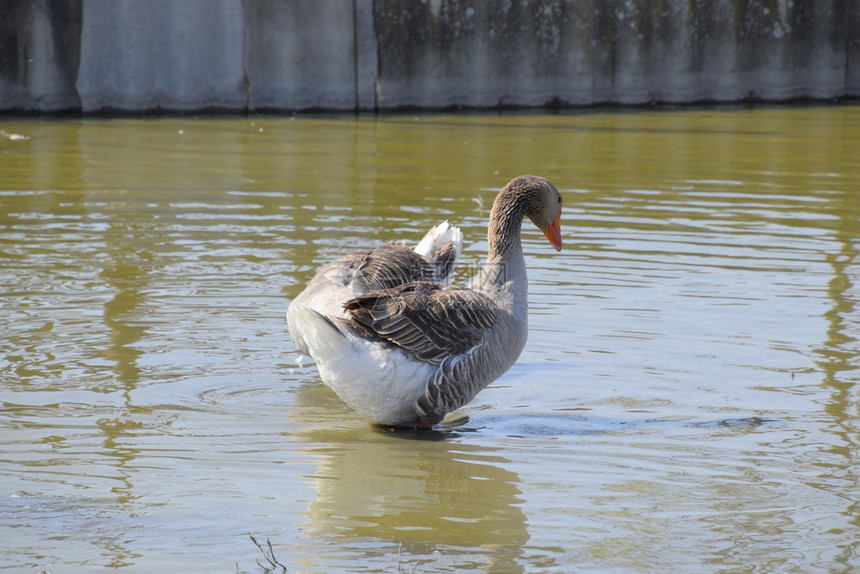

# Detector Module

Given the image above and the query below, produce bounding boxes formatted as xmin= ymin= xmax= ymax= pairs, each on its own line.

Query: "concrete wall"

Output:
xmin=1 ymin=0 xmax=857 ymax=114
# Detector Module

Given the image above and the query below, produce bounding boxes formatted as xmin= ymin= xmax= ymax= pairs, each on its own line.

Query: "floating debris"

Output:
xmin=0 ymin=130 xmax=29 ymax=141
xmin=248 ymin=533 xmax=286 ymax=573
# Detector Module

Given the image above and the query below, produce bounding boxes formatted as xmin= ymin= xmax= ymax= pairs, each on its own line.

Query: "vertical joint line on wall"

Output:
xmin=353 ymin=0 xmax=360 ymax=112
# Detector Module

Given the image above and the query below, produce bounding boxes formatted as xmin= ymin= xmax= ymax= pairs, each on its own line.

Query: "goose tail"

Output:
xmin=414 ymin=221 xmax=463 ymax=282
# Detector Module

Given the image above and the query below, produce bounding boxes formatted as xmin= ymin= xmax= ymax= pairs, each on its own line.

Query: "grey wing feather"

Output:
xmin=343 ymin=282 xmax=499 ymax=364
xmin=336 ymin=244 xmax=435 ymax=294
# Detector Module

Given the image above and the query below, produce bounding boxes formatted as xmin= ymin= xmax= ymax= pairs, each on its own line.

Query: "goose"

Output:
xmin=287 ymin=175 xmax=563 ymax=429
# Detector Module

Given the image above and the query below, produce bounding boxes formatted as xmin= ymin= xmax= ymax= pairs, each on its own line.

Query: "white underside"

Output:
xmin=292 ymin=304 xmax=434 ymax=426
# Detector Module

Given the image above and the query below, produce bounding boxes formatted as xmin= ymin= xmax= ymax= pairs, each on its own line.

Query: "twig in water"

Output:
xmin=249 ymin=532 xmax=287 ymax=573
xmin=396 ymin=542 xmax=421 ymax=574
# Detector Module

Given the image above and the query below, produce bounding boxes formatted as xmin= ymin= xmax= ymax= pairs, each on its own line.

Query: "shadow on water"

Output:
xmin=467 ymin=413 xmax=775 ymax=437
xmin=375 ymin=412 xmax=777 ymax=441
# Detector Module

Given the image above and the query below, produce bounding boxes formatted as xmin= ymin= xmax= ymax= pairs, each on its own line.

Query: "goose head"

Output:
xmin=523 ymin=176 xmax=563 ymax=251
xmin=489 ymin=175 xmax=563 ymax=255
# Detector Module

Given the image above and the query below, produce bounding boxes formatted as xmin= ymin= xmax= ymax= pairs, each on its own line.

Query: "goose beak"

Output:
xmin=543 ymin=214 xmax=563 ymax=251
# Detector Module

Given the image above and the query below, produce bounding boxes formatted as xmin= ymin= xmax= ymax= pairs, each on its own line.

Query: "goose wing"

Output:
xmin=337 ymin=244 xmax=435 ymax=293
xmin=343 ymin=281 xmax=499 ymax=364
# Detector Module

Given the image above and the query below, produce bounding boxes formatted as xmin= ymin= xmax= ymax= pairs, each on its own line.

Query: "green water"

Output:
xmin=1 ymin=106 xmax=859 ymax=572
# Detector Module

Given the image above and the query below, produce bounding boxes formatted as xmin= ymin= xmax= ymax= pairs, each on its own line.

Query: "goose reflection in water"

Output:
xmin=288 ymin=380 xmax=530 ymax=573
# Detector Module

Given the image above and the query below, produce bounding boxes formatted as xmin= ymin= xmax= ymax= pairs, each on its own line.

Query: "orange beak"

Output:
xmin=543 ymin=214 xmax=563 ymax=251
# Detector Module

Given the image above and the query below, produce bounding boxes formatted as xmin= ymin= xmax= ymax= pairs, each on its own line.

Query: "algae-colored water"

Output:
xmin=1 ymin=106 xmax=859 ymax=572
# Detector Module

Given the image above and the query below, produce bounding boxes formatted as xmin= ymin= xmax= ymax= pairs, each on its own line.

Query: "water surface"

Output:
xmin=1 ymin=106 xmax=859 ymax=572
